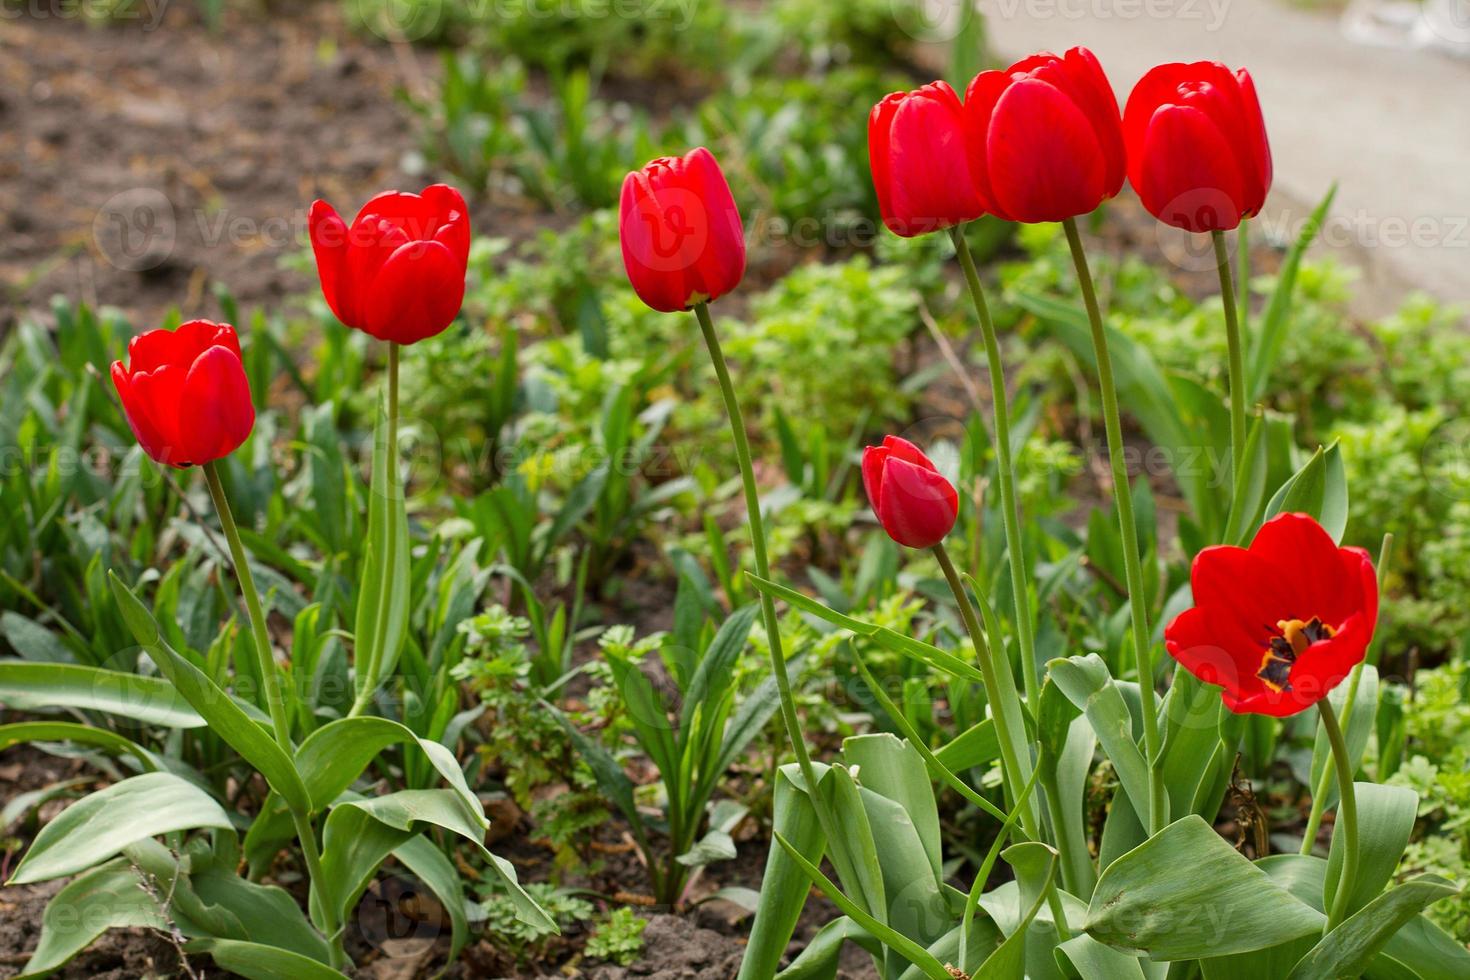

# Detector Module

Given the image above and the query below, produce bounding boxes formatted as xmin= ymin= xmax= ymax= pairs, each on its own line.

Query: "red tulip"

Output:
xmin=619 ymin=147 xmax=746 ymax=313
xmin=868 ymin=81 xmax=987 ymax=237
xmin=110 ymin=320 xmax=255 ymax=468
xmin=1165 ymin=513 xmax=1378 ymax=718
xmin=1125 ymin=62 xmax=1272 ymax=233
xmin=861 ymin=436 xmax=959 ymax=549
xmin=308 ymin=184 xmax=470 ymax=345
xmin=964 ymin=47 xmax=1125 ymax=223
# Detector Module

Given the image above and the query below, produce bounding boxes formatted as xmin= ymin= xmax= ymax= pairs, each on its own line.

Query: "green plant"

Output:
xmin=585 ymin=906 xmax=648 ymax=965
xmin=477 ymin=881 xmax=594 ymax=965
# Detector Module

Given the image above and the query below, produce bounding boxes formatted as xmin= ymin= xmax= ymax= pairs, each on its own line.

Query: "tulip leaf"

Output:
xmin=353 ymin=393 xmax=411 ymax=706
xmin=1156 ymin=669 xmax=1227 ymax=821
xmin=776 ymin=916 xmax=880 ymax=979
xmin=1048 ymin=654 xmax=1152 ymax=819
xmin=972 ymin=843 xmax=1060 ymax=980
xmin=745 ymin=572 xmax=986 ymax=685
xmin=391 ymin=832 xmax=470 ymax=962
xmin=844 ymin=734 xmax=942 ymax=879
xmin=11 ymin=858 xmax=173 ymax=979
xmin=1324 ymin=782 xmax=1418 ymax=921
xmin=738 ymin=763 xmax=830 ymax=980
xmin=772 ymin=831 xmax=952 ymax=980
xmin=1224 ymin=410 xmax=1270 ymax=545
xmin=107 ymin=571 xmax=312 ymax=815
xmin=1287 ymin=875 xmax=1460 ymax=980
xmin=0 ymin=660 xmax=205 ymax=728
xmin=1263 ymin=442 xmax=1347 ymax=542
xmin=1056 ymin=934 xmax=1161 ymax=980
xmin=182 ymin=938 xmax=344 ymax=980
xmin=0 ymin=721 xmax=164 ymax=774
xmin=1086 ymin=815 xmax=1324 ymax=960
xmin=8 ymin=772 xmax=231 ymax=884
xmin=1247 ymin=183 xmax=1337 ymax=402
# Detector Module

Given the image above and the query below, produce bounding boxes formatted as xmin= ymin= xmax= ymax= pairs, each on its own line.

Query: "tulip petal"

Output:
xmin=876 ymin=457 xmax=958 ymax=549
xmin=868 ymin=93 xmax=904 ymax=233
xmin=878 ymin=82 xmax=985 ymax=235
xmin=861 ymin=445 xmax=889 ymax=513
xmin=684 ymin=147 xmax=746 ymax=304
xmin=986 ymin=78 xmax=1107 ymax=223
xmin=1135 ymin=104 xmax=1245 ymax=232
xmin=309 ymin=200 xmax=352 ymax=327
xmin=363 ymin=239 xmax=465 ymax=345
xmin=126 ymin=363 xmax=188 ymax=467
xmin=619 ymin=166 xmax=698 ymax=313
xmin=179 ymin=345 xmax=254 ymax=465
xmin=111 ymin=361 xmax=170 ymax=465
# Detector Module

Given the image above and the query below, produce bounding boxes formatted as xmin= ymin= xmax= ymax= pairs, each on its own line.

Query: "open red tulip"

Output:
xmin=868 ymin=81 xmax=987 ymax=237
xmin=964 ymin=47 xmax=1125 ymax=223
xmin=1165 ymin=513 xmax=1378 ymax=717
xmin=619 ymin=147 xmax=746 ymax=313
xmin=862 ymin=436 xmax=959 ymax=550
xmin=308 ymin=184 xmax=470 ymax=345
xmin=110 ymin=320 xmax=255 ymax=468
xmin=1124 ymin=61 xmax=1272 ymax=232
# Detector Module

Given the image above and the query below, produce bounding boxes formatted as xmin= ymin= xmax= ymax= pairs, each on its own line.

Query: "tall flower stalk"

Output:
xmin=1063 ymin=218 xmax=1167 ymax=835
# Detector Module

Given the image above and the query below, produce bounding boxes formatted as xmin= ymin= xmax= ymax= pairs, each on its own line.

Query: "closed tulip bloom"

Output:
xmin=964 ymin=47 xmax=1125 ymax=223
xmin=308 ymin=184 xmax=470 ymax=345
xmin=1165 ymin=513 xmax=1378 ymax=718
xmin=619 ymin=147 xmax=746 ymax=313
xmin=862 ymin=436 xmax=959 ymax=549
xmin=110 ymin=320 xmax=255 ymax=468
xmin=868 ymin=81 xmax=987 ymax=237
xmin=1124 ymin=62 xmax=1272 ymax=232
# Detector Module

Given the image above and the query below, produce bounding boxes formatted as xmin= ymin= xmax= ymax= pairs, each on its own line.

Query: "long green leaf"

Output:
xmin=12 ymin=859 xmax=168 ymax=979
xmin=183 ymin=938 xmax=344 ymax=980
xmin=1247 ymin=184 xmax=1337 ymax=401
xmin=8 ymin=772 xmax=231 ymax=884
xmin=1048 ymin=655 xmax=1152 ymax=819
xmin=0 ymin=661 xmax=204 ymax=728
xmin=1288 ymin=876 xmax=1460 ymax=980
xmin=1324 ymin=782 xmax=1418 ymax=921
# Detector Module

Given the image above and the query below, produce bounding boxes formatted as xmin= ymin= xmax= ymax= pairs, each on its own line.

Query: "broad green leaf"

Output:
xmin=1086 ymin=815 xmax=1323 ymax=959
xmin=778 ymin=916 xmax=880 ymax=980
xmin=772 ymin=832 xmax=952 ymax=980
xmin=108 ymin=572 xmax=311 ymax=814
xmin=1157 ymin=670 xmax=1225 ymax=820
xmin=746 ymin=573 xmax=985 ymax=685
xmin=1223 ymin=411 xmax=1270 ymax=545
xmin=353 ymin=393 xmax=410 ymax=703
xmin=393 ymin=833 xmax=470 ymax=962
xmin=844 ymin=734 xmax=941 ymax=879
xmin=820 ymin=765 xmax=885 ymax=923
xmin=934 ymin=717 xmax=999 ymax=771
xmin=1324 ymin=782 xmax=1419 ymax=921
xmin=1264 ymin=442 xmax=1345 ymax=539
xmin=0 ymin=721 xmax=163 ymax=773
xmin=8 ymin=772 xmax=231 ymax=884
xmin=12 ymin=859 xmax=169 ymax=979
xmin=1 ymin=612 xmax=74 ymax=663
xmin=973 ymin=843 xmax=1059 ymax=980
xmin=1048 ymin=655 xmax=1151 ymax=818
xmin=1056 ymin=933 xmax=1158 ymax=980
xmin=183 ymin=938 xmax=343 ymax=980
xmin=1288 ymin=876 xmax=1460 ymax=980
xmin=738 ymin=763 xmax=830 ymax=980
xmin=858 ymin=786 xmax=949 ymax=969
xmin=0 ymin=661 xmax=204 ymax=728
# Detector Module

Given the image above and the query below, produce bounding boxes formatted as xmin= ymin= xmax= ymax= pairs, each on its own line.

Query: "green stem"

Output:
xmin=949 ymin=227 xmax=1041 ymax=711
xmin=203 ymin=462 xmax=292 ymax=750
xmin=1236 ymin=219 xmax=1250 ymax=339
xmin=203 ymin=462 xmax=344 ymax=969
xmin=350 ymin=342 xmax=400 ymax=719
xmin=693 ymin=303 xmax=832 ymax=831
xmin=1319 ymin=697 xmax=1359 ymax=933
xmin=1212 ymin=229 xmax=1247 ymax=489
xmin=1062 ymin=218 xmax=1166 ymax=836
xmin=933 ymin=544 xmax=1040 ymax=841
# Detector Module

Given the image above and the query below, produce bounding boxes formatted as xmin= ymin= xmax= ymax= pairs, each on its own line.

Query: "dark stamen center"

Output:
xmin=1257 ymin=617 xmax=1337 ymax=693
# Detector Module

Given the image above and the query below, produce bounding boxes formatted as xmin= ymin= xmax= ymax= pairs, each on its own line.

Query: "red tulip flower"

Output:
xmin=1124 ymin=62 xmax=1272 ymax=232
xmin=862 ymin=436 xmax=959 ymax=550
xmin=619 ymin=147 xmax=746 ymax=313
xmin=964 ymin=47 xmax=1125 ymax=223
xmin=1165 ymin=513 xmax=1378 ymax=717
xmin=308 ymin=184 xmax=470 ymax=345
xmin=868 ymin=81 xmax=987 ymax=237
xmin=110 ymin=320 xmax=255 ymax=468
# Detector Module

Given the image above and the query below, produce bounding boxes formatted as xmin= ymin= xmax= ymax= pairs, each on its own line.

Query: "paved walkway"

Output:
xmin=971 ymin=0 xmax=1470 ymax=314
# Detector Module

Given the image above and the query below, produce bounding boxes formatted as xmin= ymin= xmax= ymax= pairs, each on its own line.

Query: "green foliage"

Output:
xmin=584 ymin=906 xmax=649 ymax=965
xmin=477 ymin=882 xmax=594 ymax=965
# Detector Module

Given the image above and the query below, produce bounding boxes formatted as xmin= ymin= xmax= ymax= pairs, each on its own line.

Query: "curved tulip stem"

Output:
xmin=949 ymin=226 xmax=1040 ymax=711
xmin=1062 ymin=218 xmax=1166 ymax=836
xmin=203 ymin=461 xmax=344 ymax=969
xmin=693 ymin=303 xmax=833 ymax=831
xmin=1319 ymin=697 xmax=1360 ymax=933
xmin=932 ymin=544 xmax=1040 ymax=841
xmin=1212 ymin=229 xmax=1247 ymax=488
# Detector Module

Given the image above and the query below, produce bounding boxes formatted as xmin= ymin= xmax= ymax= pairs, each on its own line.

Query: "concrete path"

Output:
xmin=967 ymin=0 xmax=1470 ymax=313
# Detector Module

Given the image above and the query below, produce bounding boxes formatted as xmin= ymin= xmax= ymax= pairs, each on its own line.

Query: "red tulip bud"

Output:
xmin=1124 ymin=62 xmax=1272 ymax=232
xmin=965 ymin=47 xmax=1125 ymax=223
xmin=619 ymin=147 xmax=746 ymax=313
xmin=862 ymin=436 xmax=959 ymax=549
xmin=308 ymin=184 xmax=470 ymax=345
xmin=868 ymin=81 xmax=988 ymax=237
xmin=110 ymin=320 xmax=255 ymax=468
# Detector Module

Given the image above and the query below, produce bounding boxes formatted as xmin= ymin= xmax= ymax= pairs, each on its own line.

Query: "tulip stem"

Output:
xmin=949 ymin=226 xmax=1040 ymax=711
xmin=933 ymin=543 xmax=1040 ymax=842
xmin=1062 ymin=218 xmax=1166 ymax=836
xmin=1212 ymin=229 xmax=1247 ymax=489
xmin=1319 ymin=697 xmax=1360 ymax=933
xmin=693 ymin=302 xmax=832 ymax=827
xmin=203 ymin=461 xmax=345 ymax=970
xmin=350 ymin=342 xmax=401 ymax=719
